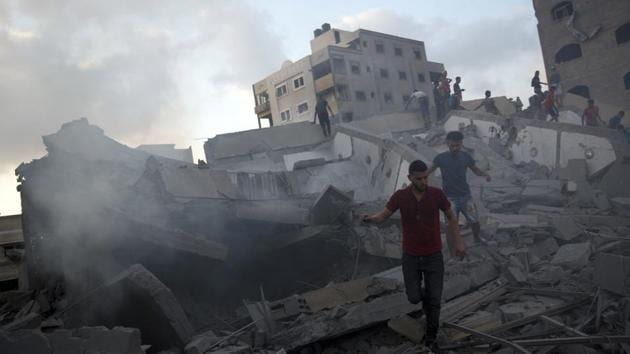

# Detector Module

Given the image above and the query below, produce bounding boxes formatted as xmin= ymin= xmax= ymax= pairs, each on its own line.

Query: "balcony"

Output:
xmin=254 ymin=101 xmax=270 ymax=115
xmin=314 ymin=73 xmax=334 ymax=93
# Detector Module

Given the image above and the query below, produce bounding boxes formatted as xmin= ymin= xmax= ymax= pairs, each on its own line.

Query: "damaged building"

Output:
xmin=2 ymin=101 xmax=630 ymax=353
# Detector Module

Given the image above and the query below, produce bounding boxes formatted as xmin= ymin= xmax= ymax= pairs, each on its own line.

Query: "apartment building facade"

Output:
xmin=533 ymin=0 xmax=630 ymax=112
xmin=253 ymin=24 xmax=445 ymax=127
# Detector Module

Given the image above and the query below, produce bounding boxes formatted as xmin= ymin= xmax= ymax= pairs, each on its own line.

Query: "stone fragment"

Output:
xmin=528 ymin=237 xmax=559 ymax=260
xmin=64 ymin=264 xmax=193 ymax=351
xmin=311 ymin=185 xmax=353 ymax=224
xmin=506 ymin=267 xmax=527 ymax=284
xmin=551 ymin=242 xmax=591 ymax=269
xmin=594 ymin=253 xmax=630 ymax=296
xmin=442 ymin=275 xmax=471 ymax=301
xmin=387 ymin=315 xmax=425 ymax=343
xmin=469 ymin=263 xmax=499 ymax=288
xmin=551 ymin=216 xmax=581 ymax=241
xmin=1 ymin=313 xmax=42 ymax=331
xmin=184 ymin=329 xmax=218 ymax=354
xmin=77 ymin=326 xmax=143 ymax=354
xmin=45 ymin=329 xmax=83 ymax=354
xmin=521 ymin=179 xmax=565 ymax=206
xmin=0 ymin=329 xmax=51 ymax=354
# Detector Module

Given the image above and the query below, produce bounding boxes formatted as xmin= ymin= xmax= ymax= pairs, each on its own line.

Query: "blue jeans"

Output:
xmin=448 ymin=195 xmax=479 ymax=224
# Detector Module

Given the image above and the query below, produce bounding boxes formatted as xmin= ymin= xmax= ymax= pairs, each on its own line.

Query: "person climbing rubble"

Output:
xmin=452 ymin=76 xmax=465 ymax=109
xmin=405 ymin=89 xmax=431 ymax=128
xmin=531 ymin=70 xmax=546 ymax=96
xmin=608 ymin=110 xmax=625 ymax=130
xmin=313 ymin=95 xmax=334 ymax=137
xmin=473 ymin=90 xmax=500 ymax=115
xmin=543 ymin=86 xmax=559 ymax=122
xmin=428 ymin=131 xmax=491 ymax=244
xmin=361 ymin=160 xmax=466 ymax=352
xmin=581 ymin=99 xmax=605 ymax=127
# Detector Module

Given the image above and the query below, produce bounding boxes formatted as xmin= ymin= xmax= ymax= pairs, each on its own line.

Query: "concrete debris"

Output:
xmin=550 ymin=216 xmax=582 ymax=241
xmin=310 ymin=185 xmax=353 ymax=224
xmin=7 ymin=111 xmax=630 ymax=353
xmin=0 ymin=326 xmax=144 ymax=354
xmin=551 ymin=242 xmax=592 ymax=269
xmin=63 ymin=264 xmax=193 ymax=351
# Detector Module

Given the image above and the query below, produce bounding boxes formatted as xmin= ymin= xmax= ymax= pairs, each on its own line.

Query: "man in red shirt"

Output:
xmin=582 ymin=99 xmax=605 ymax=127
xmin=362 ymin=160 xmax=465 ymax=351
xmin=543 ymin=87 xmax=559 ymax=122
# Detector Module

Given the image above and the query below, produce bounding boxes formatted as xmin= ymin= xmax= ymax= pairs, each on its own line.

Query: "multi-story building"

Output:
xmin=533 ymin=0 xmax=630 ymax=112
xmin=253 ymin=24 xmax=445 ymax=128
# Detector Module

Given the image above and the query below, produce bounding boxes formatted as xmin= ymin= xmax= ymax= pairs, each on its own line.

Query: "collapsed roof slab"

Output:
xmin=63 ymin=264 xmax=193 ymax=351
xmin=443 ymin=110 xmax=629 ymax=178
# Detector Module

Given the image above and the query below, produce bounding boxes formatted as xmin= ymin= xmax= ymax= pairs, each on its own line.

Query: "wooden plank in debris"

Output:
xmin=539 ymin=315 xmax=587 ymax=337
xmin=489 ymin=297 xmax=591 ymax=335
xmin=513 ymin=335 xmax=630 ymax=346
xmin=507 ymin=287 xmax=591 ymax=299
xmin=443 ymin=321 xmax=531 ymax=354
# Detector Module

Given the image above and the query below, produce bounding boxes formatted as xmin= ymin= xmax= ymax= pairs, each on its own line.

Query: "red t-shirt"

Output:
xmin=583 ymin=106 xmax=599 ymax=126
xmin=386 ymin=186 xmax=451 ymax=256
xmin=543 ymin=91 xmax=555 ymax=110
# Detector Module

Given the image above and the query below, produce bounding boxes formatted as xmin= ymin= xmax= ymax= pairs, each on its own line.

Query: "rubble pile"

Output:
xmin=1 ymin=111 xmax=629 ymax=353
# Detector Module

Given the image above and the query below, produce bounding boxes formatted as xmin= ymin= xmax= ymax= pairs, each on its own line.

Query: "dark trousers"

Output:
xmin=402 ymin=251 xmax=444 ymax=340
xmin=319 ymin=117 xmax=331 ymax=137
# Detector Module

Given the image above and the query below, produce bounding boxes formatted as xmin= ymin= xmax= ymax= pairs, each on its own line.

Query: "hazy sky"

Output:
xmin=0 ymin=0 xmax=544 ymax=215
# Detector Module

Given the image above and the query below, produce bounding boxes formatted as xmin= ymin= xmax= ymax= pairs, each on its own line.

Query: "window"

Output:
xmin=384 ymin=92 xmax=393 ymax=104
xmin=394 ymin=47 xmax=403 ymax=56
xmin=350 ymin=61 xmax=361 ymax=75
xmin=417 ymin=73 xmax=426 ymax=82
xmin=276 ymin=84 xmax=287 ymax=97
xmin=355 ymin=91 xmax=367 ymax=101
xmin=293 ymin=76 xmax=304 ymax=90
xmin=280 ymin=109 xmax=291 ymax=121
xmin=413 ymin=49 xmax=422 ymax=60
xmin=375 ymin=41 xmax=385 ymax=53
xmin=362 ymin=40 xmax=368 ymax=47
xmin=332 ymin=56 xmax=346 ymax=74
xmin=336 ymin=84 xmax=350 ymax=101
xmin=380 ymin=68 xmax=389 ymax=79
xmin=334 ymin=30 xmax=341 ymax=44
xmin=366 ymin=66 xmax=371 ymax=73
xmin=555 ymin=43 xmax=582 ymax=63
xmin=312 ymin=61 xmax=331 ymax=80
xmin=370 ymin=92 xmax=375 ymax=98
xmin=297 ymin=102 xmax=309 ymax=114
xmin=568 ymin=85 xmax=590 ymax=99
xmin=615 ymin=23 xmax=630 ymax=45
xmin=551 ymin=1 xmax=573 ymax=21
xmin=257 ymin=91 xmax=269 ymax=104
xmin=398 ymin=71 xmax=408 ymax=80
xmin=624 ymin=72 xmax=630 ymax=89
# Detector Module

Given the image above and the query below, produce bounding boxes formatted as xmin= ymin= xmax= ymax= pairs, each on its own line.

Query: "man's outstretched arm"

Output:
xmin=470 ymin=165 xmax=491 ymax=182
xmin=361 ymin=208 xmax=394 ymax=224
xmin=444 ymin=208 xmax=466 ymax=257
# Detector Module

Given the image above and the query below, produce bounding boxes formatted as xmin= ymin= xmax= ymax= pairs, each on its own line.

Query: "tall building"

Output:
xmin=252 ymin=24 xmax=445 ymax=128
xmin=533 ymin=0 xmax=630 ymax=112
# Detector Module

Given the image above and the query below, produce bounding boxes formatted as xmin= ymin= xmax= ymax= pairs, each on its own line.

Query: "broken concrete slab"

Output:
xmin=387 ymin=315 xmax=425 ymax=343
xmin=611 ymin=197 xmax=630 ymax=216
xmin=355 ymin=225 xmax=402 ymax=259
xmin=235 ymin=201 xmax=310 ymax=225
xmin=594 ymin=253 xmax=630 ymax=296
xmin=310 ymin=185 xmax=353 ymax=224
xmin=0 ymin=329 xmax=51 ymax=354
xmin=184 ymin=329 xmax=218 ymax=354
xmin=302 ymin=277 xmax=399 ymax=313
xmin=64 ymin=264 xmax=193 ymax=351
xmin=551 ymin=242 xmax=592 ymax=269
xmin=1 ymin=312 xmax=42 ymax=331
xmin=443 ymin=275 xmax=472 ymax=301
xmin=485 ymin=213 xmax=541 ymax=229
xmin=470 ymin=263 xmax=499 ymax=288
xmin=76 ymin=326 xmax=143 ymax=354
xmin=551 ymin=216 xmax=582 ymax=241
xmin=521 ymin=179 xmax=566 ymax=206
xmin=600 ymin=161 xmax=630 ymax=198
xmin=528 ymin=237 xmax=559 ymax=260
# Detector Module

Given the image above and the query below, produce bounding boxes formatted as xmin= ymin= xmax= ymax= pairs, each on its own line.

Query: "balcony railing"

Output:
xmin=254 ymin=101 xmax=270 ymax=115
